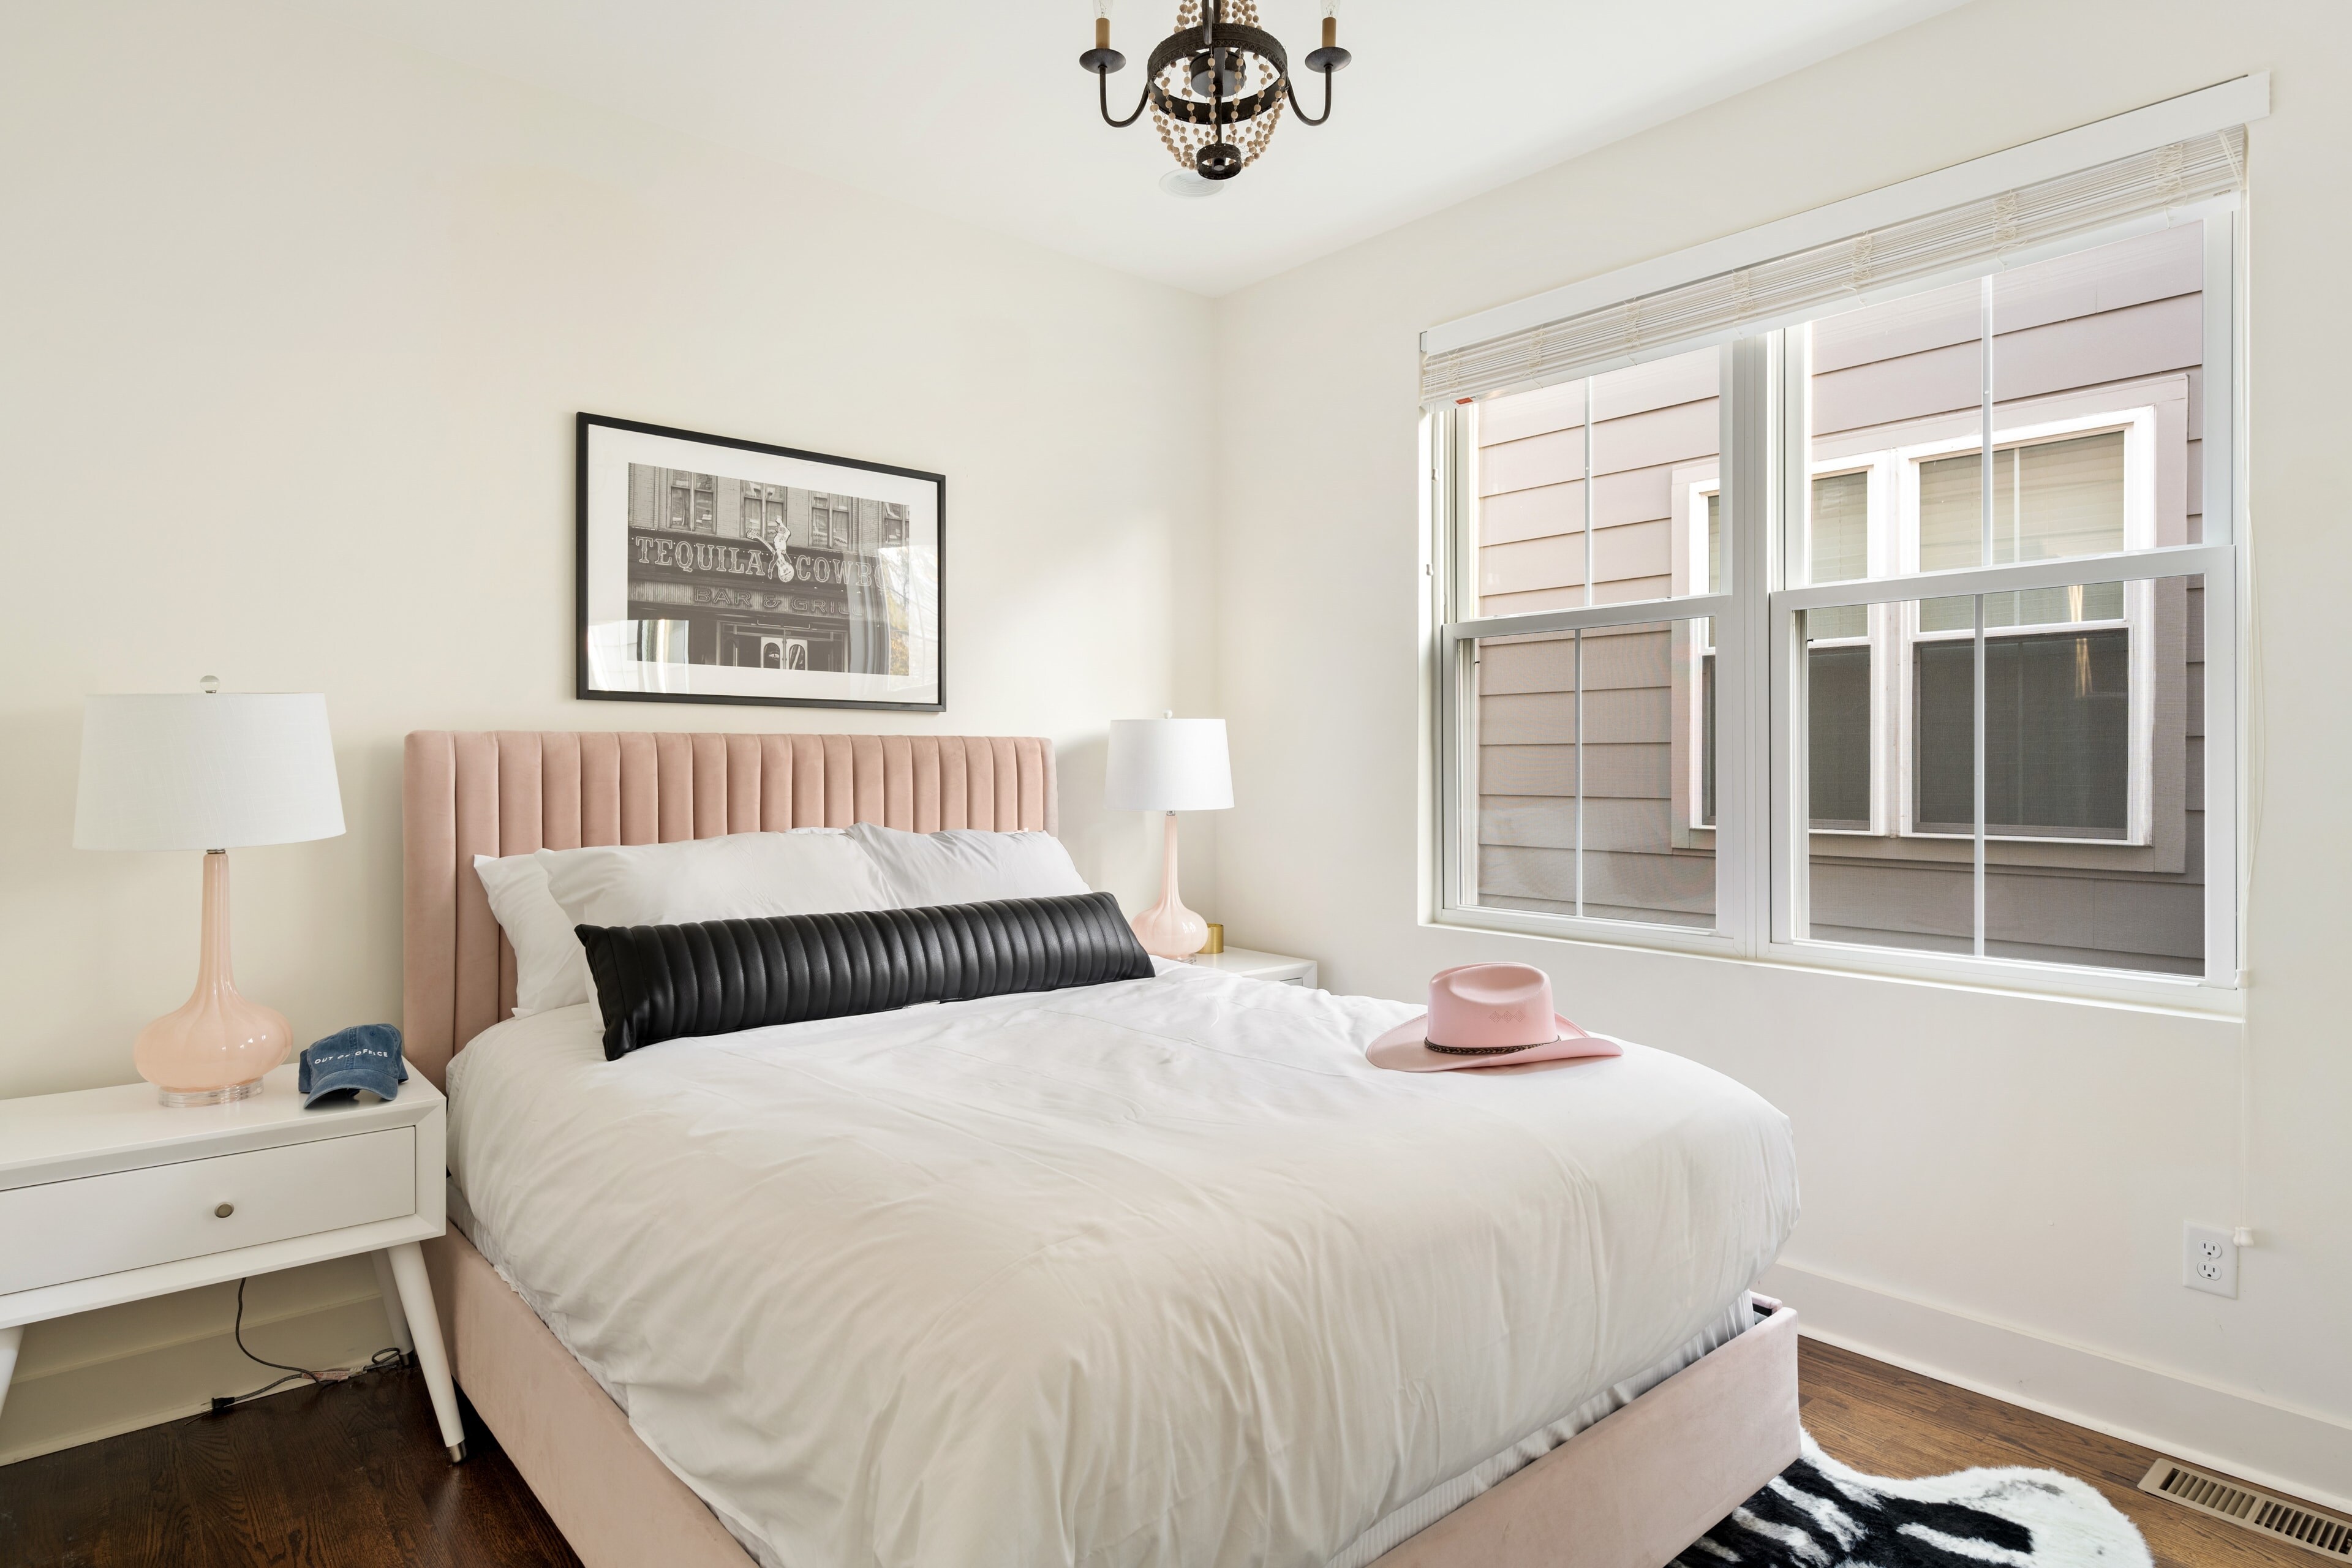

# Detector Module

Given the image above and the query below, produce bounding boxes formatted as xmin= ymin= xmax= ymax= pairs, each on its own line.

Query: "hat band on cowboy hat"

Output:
xmin=1366 ymin=961 xmax=1622 ymax=1073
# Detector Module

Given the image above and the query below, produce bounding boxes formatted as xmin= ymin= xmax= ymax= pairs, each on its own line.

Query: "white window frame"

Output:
xmin=1670 ymin=469 xmax=1722 ymax=842
xmin=1427 ymin=190 xmax=2245 ymax=1012
xmin=1758 ymin=409 xmax=2163 ymax=850
xmin=1794 ymin=457 xmax=1894 ymax=837
xmin=1889 ymin=409 xmax=2158 ymax=846
xmin=1686 ymin=459 xmax=1898 ymax=838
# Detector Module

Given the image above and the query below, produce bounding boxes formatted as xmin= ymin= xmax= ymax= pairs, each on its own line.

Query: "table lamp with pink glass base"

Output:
xmin=132 ymin=850 xmax=294 ymax=1104
xmin=1105 ymin=715 xmax=1231 ymax=959
xmin=75 ymin=685 xmax=345 ymax=1106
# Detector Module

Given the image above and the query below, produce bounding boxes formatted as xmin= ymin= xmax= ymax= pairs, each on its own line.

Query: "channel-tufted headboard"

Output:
xmin=401 ymin=731 xmax=1058 ymax=1087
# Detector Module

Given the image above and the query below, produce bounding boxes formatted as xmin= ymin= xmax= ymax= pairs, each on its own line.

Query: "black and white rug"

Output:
xmin=1675 ymin=1434 xmax=2152 ymax=1567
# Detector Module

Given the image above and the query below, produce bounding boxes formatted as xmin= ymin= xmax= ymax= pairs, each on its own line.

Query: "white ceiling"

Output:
xmin=312 ymin=0 xmax=1964 ymax=296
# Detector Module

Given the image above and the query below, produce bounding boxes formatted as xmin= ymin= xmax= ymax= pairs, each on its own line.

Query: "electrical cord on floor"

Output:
xmin=196 ymin=1277 xmax=413 ymax=1417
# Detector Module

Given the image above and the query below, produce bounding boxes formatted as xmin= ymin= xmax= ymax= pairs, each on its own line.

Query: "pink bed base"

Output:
xmin=404 ymin=731 xmax=1799 ymax=1567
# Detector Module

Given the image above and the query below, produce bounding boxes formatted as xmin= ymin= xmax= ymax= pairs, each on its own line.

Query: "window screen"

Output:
xmin=1920 ymin=431 xmax=2127 ymax=569
xmin=1807 ymin=471 xmax=1870 ymax=637
xmin=1915 ymin=628 xmax=2130 ymax=839
xmin=1807 ymin=639 xmax=1873 ymax=829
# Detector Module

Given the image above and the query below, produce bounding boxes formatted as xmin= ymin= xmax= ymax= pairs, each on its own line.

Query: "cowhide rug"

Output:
xmin=1674 ymin=1434 xmax=2152 ymax=1567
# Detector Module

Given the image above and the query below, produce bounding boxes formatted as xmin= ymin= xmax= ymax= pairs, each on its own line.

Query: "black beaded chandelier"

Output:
xmin=1080 ymin=2 xmax=1351 ymax=184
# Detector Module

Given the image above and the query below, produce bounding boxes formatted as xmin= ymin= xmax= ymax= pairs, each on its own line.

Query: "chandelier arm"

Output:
xmin=1099 ymin=65 xmax=1152 ymax=129
xmin=1284 ymin=67 xmax=1333 ymax=127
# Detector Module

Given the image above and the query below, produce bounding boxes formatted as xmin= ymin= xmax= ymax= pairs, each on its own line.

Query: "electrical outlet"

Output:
xmin=2185 ymin=1224 xmax=2237 ymax=1298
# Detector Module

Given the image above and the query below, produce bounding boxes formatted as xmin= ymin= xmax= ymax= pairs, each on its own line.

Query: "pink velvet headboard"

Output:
xmin=401 ymin=731 xmax=1059 ymax=1088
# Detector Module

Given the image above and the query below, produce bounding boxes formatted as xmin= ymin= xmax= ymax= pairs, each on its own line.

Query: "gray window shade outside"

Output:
xmin=1807 ymin=643 xmax=1872 ymax=829
xmin=1918 ymin=431 xmax=2129 ymax=633
xmin=1921 ymin=429 xmax=2127 ymax=562
xmin=1421 ymin=129 xmax=2243 ymax=404
xmin=1810 ymin=471 xmax=1870 ymax=580
xmin=1700 ymin=652 xmax=1716 ymax=827
xmin=1807 ymin=472 xmax=1870 ymax=640
xmin=1915 ymin=628 xmax=2130 ymax=838
xmin=1924 ymin=582 xmax=2124 ymax=633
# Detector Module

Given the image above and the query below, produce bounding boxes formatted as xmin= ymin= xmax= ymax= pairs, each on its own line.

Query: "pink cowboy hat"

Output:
xmin=1366 ymin=962 xmax=1621 ymax=1072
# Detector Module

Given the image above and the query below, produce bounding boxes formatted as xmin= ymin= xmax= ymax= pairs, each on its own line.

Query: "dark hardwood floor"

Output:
xmin=1801 ymin=1338 xmax=2326 ymax=1568
xmin=1 ymin=1340 xmax=2336 ymax=1566
xmin=0 ymin=1368 xmax=580 ymax=1568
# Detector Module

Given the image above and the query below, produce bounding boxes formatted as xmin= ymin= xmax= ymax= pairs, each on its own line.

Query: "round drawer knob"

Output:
xmin=214 ymin=1202 xmax=235 ymax=1218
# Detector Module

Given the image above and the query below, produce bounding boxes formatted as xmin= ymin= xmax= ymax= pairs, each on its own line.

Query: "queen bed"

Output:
xmin=404 ymin=731 xmax=1801 ymax=1568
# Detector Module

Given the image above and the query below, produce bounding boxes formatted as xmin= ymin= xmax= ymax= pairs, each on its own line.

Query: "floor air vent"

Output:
xmin=2139 ymin=1458 xmax=2352 ymax=1561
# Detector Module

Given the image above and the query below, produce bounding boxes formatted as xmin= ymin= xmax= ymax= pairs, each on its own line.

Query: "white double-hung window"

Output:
xmin=1425 ymin=80 xmax=2258 ymax=1003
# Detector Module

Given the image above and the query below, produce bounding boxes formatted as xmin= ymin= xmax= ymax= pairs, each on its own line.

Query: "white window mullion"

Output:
xmin=1449 ymin=594 xmax=1735 ymax=640
xmin=1974 ymin=277 xmax=1994 ymax=959
xmin=2204 ymin=552 xmax=2241 ymax=985
xmin=2201 ymin=205 xmax=2239 ymax=551
xmin=1776 ymin=543 xmax=2229 ymax=612
xmin=1730 ymin=332 xmax=1783 ymax=955
xmin=1973 ymin=592 xmax=1988 ymax=957
xmin=1428 ymin=407 xmax=1475 ymax=918
xmin=2203 ymin=202 xmax=2244 ymax=986
xmin=1574 ymin=628 xmax=1586 ymax=919
xmin=1771 ymin=592 xmax=1806 ymax=943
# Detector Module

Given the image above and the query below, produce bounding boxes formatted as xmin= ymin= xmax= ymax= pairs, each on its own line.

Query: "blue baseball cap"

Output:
xmin=299 ymin=1024 xmax=408 ymax=1107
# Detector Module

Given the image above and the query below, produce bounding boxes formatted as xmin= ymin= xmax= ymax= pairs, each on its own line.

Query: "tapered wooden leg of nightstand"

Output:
xmin=0 ymin=1324 xmax=20 ymax=1424
xmin=385 ymin=1242 xmax=466 ymax=1461
xmin=369 ymin=1248 xmax=415 ymax=1357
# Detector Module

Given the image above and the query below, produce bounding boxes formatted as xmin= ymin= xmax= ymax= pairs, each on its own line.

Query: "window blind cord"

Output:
xmin=2228 ymin=170 xmax=2259 ymax=1253
xmin=2234 ymin=468 xmax=2264 ymax=1251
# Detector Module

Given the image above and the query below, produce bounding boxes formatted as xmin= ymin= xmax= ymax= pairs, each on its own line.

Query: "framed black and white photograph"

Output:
xmin=576 ymin=413 xmax=944 ymax=710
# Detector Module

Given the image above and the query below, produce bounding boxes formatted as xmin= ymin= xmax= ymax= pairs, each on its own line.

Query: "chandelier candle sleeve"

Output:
xmin=1105 ymin=717 xmax=1232 ymax=959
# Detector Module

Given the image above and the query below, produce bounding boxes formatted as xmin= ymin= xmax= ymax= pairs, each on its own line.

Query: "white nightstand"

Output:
xmin=1184 ymin=946 xmax=1318 ymax=988
xmin=0 ymin=1061 xmax=466 ymax=1460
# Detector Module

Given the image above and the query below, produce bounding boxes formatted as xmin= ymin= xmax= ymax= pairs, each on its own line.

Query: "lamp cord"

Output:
xmin=183 ymin=1277 xmax=411 ymax=1421
xmin=232 ymin=1275 xmax=321 ymax=1382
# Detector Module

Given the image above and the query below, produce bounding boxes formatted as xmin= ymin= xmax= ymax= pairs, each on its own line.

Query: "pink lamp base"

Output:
xmin=1131 ymin=891 xmax=1210 ymax=960
xmin=1131 ymin=811 xmax=1210 ymax=959
xmin=137 ymin=850 xmax=292 ymax=1107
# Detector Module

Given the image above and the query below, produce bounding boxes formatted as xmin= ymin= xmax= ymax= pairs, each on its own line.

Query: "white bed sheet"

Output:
xmin=448 ymin=963 xmax=1796 ymax=1568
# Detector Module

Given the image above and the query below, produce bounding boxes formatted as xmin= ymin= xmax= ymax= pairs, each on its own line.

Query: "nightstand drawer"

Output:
xmin=0 ymin=1126 xmax=417 ymax=1295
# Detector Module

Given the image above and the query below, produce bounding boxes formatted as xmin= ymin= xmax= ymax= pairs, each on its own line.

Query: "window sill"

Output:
xmin=1429 ymin=905 xmax=2241 ymax=1020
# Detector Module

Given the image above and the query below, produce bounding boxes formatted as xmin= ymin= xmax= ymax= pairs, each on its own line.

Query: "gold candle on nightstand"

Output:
xmin=1200 ymin=923 xmax=1224 ymax=955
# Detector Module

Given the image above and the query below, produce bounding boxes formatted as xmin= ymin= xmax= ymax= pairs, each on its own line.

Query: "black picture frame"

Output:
xmin=575 ymin=413 xmax=945 ymax=711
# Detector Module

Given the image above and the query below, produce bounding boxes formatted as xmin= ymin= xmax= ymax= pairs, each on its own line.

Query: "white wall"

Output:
xmin=0 ymin=1 xmax=1213 ymax=1460
xmin=1212 ymin=0 xmax=2352 ymax=1504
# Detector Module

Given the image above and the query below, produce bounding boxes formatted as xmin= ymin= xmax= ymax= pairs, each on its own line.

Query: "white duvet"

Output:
xmin=448 ymin=962 xmax=1796 ymax=1568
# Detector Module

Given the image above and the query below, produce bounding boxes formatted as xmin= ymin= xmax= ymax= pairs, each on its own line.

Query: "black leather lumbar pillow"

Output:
xmin=575 ymin=891 xmax=1154 ymax=1060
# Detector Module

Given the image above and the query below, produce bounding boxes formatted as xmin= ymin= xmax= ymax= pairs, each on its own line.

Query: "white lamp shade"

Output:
xmin=75 ymin=693 xmax=346 ymax=851
xmin=1105 ymin=718 xmax=1232 ymax=812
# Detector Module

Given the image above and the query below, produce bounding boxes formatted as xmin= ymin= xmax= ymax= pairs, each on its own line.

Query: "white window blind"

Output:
xmin=1420 ymin=128 xmax=2245 ymax=404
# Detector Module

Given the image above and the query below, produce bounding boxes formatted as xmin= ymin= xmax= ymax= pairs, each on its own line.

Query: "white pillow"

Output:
xmin=472 ymin=853 xmax=594 ymax=1015
xmin=536 ymin=829 xmax=895 ymax=930
xmin=847 ymin=823 xmax=1091 ymax=908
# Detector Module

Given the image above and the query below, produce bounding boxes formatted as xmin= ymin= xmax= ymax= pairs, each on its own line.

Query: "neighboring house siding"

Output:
xmin=1474 ymin=349 xmax=1719 ymax=927
xmin=1471 ymin=225 xmax=2204 ymax=971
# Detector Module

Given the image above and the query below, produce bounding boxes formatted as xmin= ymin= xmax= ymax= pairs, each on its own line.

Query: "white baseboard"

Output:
xmin=1763 ymin=1260 xmax=2352 ymax=1515
xmin=0 ymin=1291 xmax=399 ymax=1467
